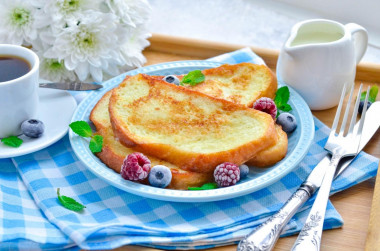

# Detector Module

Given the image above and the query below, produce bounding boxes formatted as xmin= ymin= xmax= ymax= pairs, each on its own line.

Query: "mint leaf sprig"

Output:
xmin=188 ymin=182 xmax=218 ymax=190
xmin=69 ymin=121 xmax=103 ymax=153
xmin=57 ymin=188 xmax=86 ymax=212
xmin=180 ymin=70 xmax=205 ymax=86
xmin=1 ymin=136 xmax=23 ymax=148
xmin=274 ymin=86 xmax=292 ymax=117
xmin=360 ymin=85 xmax=378 ymax=103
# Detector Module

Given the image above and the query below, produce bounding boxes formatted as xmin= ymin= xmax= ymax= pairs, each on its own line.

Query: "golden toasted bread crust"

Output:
xmin=90 ymin=92 xmax=112 ymax=131
xmin=195 ymin=63 xmax=277 ymax=107
xmin=109 ymin=74 xmax=277 ymax=173
xmin=90 ymin=76 xmax=133 ymax=131
xmin=95 ymin=128 xmax=214 ymax=190
xmin=90 ymin=90 xmax=214 ymax=190
xmin=150 ymin=63 xmax=277 ymax=107
xmin=246 ymin=125 xmax=288 ymax=167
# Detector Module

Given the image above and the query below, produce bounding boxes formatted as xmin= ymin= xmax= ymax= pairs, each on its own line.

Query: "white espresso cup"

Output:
xmin=0 ymin=44 xmax=39 ymax=138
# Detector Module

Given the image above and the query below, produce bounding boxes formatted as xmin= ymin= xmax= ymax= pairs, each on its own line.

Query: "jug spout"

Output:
xmin=282 ymin=39 xmax=308 ymax=58
xmin=282 ymin=28 xmax=311 ymax=58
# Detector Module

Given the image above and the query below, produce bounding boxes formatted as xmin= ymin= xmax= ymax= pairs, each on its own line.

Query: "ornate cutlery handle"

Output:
xmin=237 ymin=182 xmax=316 ymax=251
xmin=291 ymin=154 xmax=341 ymax=251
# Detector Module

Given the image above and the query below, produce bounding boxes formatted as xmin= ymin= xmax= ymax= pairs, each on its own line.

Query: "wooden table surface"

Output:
xmin=115 ymin=35 xmax=380 ymax=251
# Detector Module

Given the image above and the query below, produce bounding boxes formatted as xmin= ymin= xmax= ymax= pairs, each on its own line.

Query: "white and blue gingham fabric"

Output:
xmin=1 ymin=48 xmax=379 ymax=250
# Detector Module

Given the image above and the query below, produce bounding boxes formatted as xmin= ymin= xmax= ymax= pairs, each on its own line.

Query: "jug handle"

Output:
xmin=345 ymin=23 xmax=368 ymax=64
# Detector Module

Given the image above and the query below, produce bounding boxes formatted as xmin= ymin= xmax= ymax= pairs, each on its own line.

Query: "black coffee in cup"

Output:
xmin=0 ymin=55 xmax=31 ymax=82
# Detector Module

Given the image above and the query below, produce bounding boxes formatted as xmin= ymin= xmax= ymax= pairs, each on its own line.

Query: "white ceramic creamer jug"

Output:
xmin=277 ymin=19 xmax=368 ymax=110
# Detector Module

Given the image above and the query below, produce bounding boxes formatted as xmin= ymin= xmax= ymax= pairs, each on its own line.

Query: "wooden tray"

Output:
xmin=117 ymin=33 xmax=380 ymax=251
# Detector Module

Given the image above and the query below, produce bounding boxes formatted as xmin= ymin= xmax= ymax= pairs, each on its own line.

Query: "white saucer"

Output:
xmin=0 ymin=88 xmax=77 ymax=159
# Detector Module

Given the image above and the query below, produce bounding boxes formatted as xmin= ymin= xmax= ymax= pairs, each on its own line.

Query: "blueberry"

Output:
xmin=276 ymin=112 xmax=297 ymax=133
xmin=21 ymin=119 xmax=45 ymax=138
xmin=358 ymin=100 xmax=372 ymax=114
xmin=148 ymin=165 xmax=172 ymax=188
xmin=239 ymin=164 xmax=249 ymax=179
xmin=163 ymin=75 xmax=180 ymax=85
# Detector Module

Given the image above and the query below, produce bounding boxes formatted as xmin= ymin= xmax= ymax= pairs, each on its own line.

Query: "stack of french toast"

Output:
xmin=90 ymin=63 xmax=288 ymax=190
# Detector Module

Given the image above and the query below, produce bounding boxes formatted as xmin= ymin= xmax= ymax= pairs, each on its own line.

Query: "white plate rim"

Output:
xmin=69 ymin=60 xmax=314 ymax=202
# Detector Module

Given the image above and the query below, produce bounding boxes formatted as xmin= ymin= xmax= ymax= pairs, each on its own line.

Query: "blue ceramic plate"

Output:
xmin=69 ymin=60 xmax=314 ymax=202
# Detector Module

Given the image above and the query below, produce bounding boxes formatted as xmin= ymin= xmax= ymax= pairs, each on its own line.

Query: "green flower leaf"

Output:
xmin=69 ymin=121 xmax=103 ymax=154
xmin=361 ymin=91 xmax=367 ymax=101
xmin=274 ymin=86 xmax=290 ymax=104
xmin=1 ymin=136 xmax=23 ymax=148
xmin=57 ymin=188 xmax=86 ymax=212
xmin=279 ymin=103 xmax=292 ymax=112
xmin=361 ymin=85 xmax=378 ymax=103
xmin=274 ymin=86 xmax=292 ymax=113
xmin=89 ymin=135 xmax=103 ymax=153
xmin=180 ymin=70 xmax=205 ymax=86
xmin=188 ymin=182 xmax=218 ymax=190
xmin=369 ymin=85 xmax=378 ymax=103
xmin=69 ymin=121 xmax=93 ymax=138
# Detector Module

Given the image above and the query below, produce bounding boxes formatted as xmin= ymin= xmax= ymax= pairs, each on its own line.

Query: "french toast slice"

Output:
xmin=92 ymin=90 xmax=287 ymax=170
xmin=90 ymin=90 xmax=214 ymax=190
xmin=247 ymin=124 xmax=288 ymax=167
xmin=190 ymin=63 xmax=277 ymax=107
xmin=109 ymin=74 xmax=277 ymax=173
xmin=150 ymin=63 xmax=277 ymax=107
xmin=90 ymin=89 xmax=286 ymax=189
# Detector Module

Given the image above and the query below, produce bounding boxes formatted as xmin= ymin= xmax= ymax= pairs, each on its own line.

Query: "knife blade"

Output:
xmin=39 ymin=82 xmax=103 ymax=91
xmin=237 ymin=101 xmax=380 ymax=251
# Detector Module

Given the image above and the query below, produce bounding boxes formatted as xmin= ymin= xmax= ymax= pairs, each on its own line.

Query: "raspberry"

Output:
xmin=121 ymin=152 xmax=151 ymax=181
xmin=214 ymin=162 xmax=240 ymax=187
xmin=253 ymin=97 xmax=277 ymax=120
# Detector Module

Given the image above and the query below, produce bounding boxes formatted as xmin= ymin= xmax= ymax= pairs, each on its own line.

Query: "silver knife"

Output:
xmin=237 ymin=101 xmax=380 ymax=251
xmin=39 ymin=82 xmax=102 ymax=91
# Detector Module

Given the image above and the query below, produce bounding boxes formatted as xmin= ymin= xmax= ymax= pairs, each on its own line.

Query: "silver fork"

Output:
xmin=291 ymin=83 xmax=370 ymax=251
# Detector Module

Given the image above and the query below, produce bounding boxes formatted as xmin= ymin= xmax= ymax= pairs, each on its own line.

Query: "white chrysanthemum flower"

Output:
xmin=0 ymin=0 xmax=151 ymax=82
xmin=43 ymin=0 xmax=99 ymax=22
xmin=44 ymin=10 xmax=127 ymax=82
xmin=104 ymin=0 xmax=151 ymax=27
xmin=120 ymin=25 xmax=151 ymax=68
xmin=31 ymin=0 xmax=103 ymax=37
xmin=0 ymin=0 xmax=39 ymax=45
xmin=39 ymin=56 xmax=77 ymax=82
xmin=31 ymin=27 xmax=57 ymax=52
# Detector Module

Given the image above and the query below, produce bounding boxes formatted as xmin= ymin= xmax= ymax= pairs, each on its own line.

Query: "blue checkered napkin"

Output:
xmin=0 ymin=159 xmax=77 ymax=251
xmin=208 ymin=47 xmax=266 ymax=65
xmin=13 ymin=135 xmax=346 ymax=251
xmin=4 ymin=47 xmax=379 ymax=250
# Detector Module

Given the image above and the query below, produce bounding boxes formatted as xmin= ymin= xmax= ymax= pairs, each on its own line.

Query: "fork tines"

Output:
xmin=331 ymin=83 xmax=370 ymax=144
